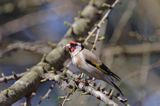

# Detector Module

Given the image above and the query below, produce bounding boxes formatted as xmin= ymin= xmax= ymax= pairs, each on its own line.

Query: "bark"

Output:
xmin=0 ymin=0 xmax=115 ymax=105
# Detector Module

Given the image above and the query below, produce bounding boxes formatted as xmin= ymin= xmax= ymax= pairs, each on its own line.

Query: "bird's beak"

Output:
xmin=63 ymin=44 xmax=70 ymax=52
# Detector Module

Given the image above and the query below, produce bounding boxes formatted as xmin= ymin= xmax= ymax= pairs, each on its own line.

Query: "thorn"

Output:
xmin=74 ymin=17 xmax=79 ymax=21
xmin=93 ymin=45 xmax=96 ymax=50
xmin=116 ymin=93 xmax=128 ymax=103
xmin=104 ymin=91 xmax=109 ymax=95
xmin=78 ymin=37 xmax=84 ymax=42
xmin=41 ymin=54 xmax=47 ymax=62
xmin=97 ymin=86 xmax=101 ymax=91
xmin=78 ymin=11 xmax=82 ymax=16
xmin=98 ymin=10 xmax=103 ymax=15
xmin=81 ymin=91 xmax=90 ymax=95
xmin=88 ymin=32 xmax=92 ymax=35
xmin=26 ymin=68 xmax=30 ymax=71
xmin=108 ymin=89 xmax=114 ymax=99
xmin=5 ymin=89 xmax=9 ymax=97
xmin=12 ymin=72 xmax=18 ymax=80
xmin=1 ymin=73 xmax=7 ymax=83
xmin=1 ymin=73 xmax=4 ymax=77
xmin=98 ymin=36 xmax=105 ymax=41
xmin=58 ymin=96 xmax=65 ymax=99
xmin=96 ymin=96 xmax=101 ymax=100
xmin=102 ymin=3 xmax=111 ymax=8
xmin=96 ymin=24 xmax=100 ymax=29
xmin=84 ymin=42 xmax=89 ymax=45
xmin=101 ymin=87 xmax=105 ymax=92
xmin=31 ymin=92 xmax=36 ymax=96
xmin=64 ymin=21 xmax=72 ymax=27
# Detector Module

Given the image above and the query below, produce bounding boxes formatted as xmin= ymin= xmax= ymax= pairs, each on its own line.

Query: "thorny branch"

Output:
xmin=64 ymin=70 xmax=128 ymax=106
xmin=38 ymin=83 xmax=54 ymax=105
xmin=0 ymin=0 xmax=126 ymax=106
xmin=0 ymin=72 xmax=26 ymax=83
xmin=84 ymin=0 xmax=120 ymax=50
xmin=39 ymin=69 xmax=126 ymax=106
xmin=60 ymin=88 xmax=75 ymax=106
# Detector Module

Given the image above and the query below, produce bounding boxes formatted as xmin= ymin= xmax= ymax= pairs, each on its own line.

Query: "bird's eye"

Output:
xmin=71 ymin=43 xmax=77 ymax=47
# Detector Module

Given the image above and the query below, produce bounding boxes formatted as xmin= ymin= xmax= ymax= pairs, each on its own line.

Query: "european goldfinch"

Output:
xmin=64 ymin=41 xmax=123 ymax=95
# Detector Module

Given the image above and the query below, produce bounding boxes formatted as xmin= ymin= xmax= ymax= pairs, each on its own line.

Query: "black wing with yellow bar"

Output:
xmin=85 ymin=59 xmax=120 ymax=81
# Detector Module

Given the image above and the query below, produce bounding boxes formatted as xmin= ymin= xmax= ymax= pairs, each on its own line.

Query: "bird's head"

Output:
xmin=64 ymin=41 xmax=84 ymax=56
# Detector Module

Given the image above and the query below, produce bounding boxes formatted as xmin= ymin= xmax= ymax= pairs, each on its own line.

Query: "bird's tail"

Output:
xmin=104 ymin=77 xmax=124 ymax=96
xmin=111 ymin=81 xmax=124 ymax=96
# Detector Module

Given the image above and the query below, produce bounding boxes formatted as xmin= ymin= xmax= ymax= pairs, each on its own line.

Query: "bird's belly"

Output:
xmin=79 ymin=62 xmax=103 ymax=79
xmin=72 ymin=56 xmax=104 ymax=80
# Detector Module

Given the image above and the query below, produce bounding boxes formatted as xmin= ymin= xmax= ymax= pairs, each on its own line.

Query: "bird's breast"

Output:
xmin=72 ymin=53 xmax=83 ymax=67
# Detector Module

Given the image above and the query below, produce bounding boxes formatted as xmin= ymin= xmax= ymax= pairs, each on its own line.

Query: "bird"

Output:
xmin=64 ymin=41 xmax=123 ymax=95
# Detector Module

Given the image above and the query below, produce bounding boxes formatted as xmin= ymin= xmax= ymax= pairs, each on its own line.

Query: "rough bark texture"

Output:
xmin=0 ymin=0 xmax=115 ymax=105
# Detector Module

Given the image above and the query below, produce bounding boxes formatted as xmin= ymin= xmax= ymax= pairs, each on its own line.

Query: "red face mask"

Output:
xmin=69 ymin=47 xmax=76 ymax=52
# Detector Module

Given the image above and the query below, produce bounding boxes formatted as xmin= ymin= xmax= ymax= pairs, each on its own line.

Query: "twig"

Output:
xmin=0 ymin=0 xmax=122 ymax=105
xmin=39 ymin=68 xmax=125 ymax=105
xmin=139 ymin=52 xmax=150 ymax=101
xmin=65 ymin=70 xmax=127 ymax=106
xmin=0 ymin=41 xmax=56 ymax=58
xmin=106 ymin=57 xmax=160 ymax=83
xmin=38 ymin=83 xmax=54 ymax=105
xmin=60 ymin=87 xmax=76 ymax=106
xmin=0 ymin=71 xmax=62 ymax=84
xmin=0 ymin=0 xmax=54 ymax=14
xmin=91 ymin=28 xmax=100 ymax=51
xmin=84 ymin=0 xmax=120 ymax=46
xmin=102 ymin=42 xmax=160 ymax=56
xmin=110 ymin=0 xmax=136 ymax=44
xmin=0 ymin=2 xmax=75 ymax=40
xmin=0 ymin=72 xmax=26 ymax=83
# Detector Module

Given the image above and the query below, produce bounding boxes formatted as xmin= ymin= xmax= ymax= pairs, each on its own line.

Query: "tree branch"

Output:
xmin=0 ymin=41 xmax=55 ymax=58
xmin=0 ymin=0 xmax=119 ymax=105
xmin=65 ymin=70 xmax=119 ymax=106
xmin=103 ymin=42 xmax=160 ymax=56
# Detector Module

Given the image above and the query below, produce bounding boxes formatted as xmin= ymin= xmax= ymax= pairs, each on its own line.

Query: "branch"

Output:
xmin=0 ymin=41 xmax=56 ymax=58
xmin=41 ymin=70 xmax=122 ymax=106
xmin=38 ymin=83 xmax=54 ymax=105
xmin=0 ymin=9 xmax=54 ymax=40
xmin=84 ymin=0 xmax=119 ymax=45
xmin=0 ymin=0 xmax=53 ymax=14
xmin=0 ymin=72 xmax=26 ymax=83
xmin=0 ymin=62 xmax=50 ymax=106
xmin=103 ymin=42 xmax=160 ymax=56
xmin=0 ymin=0 xmax=117 ymax=105
xmin=65 ymin=70 xmax=119 ymax=106
xmin=110 ymin=0 xmax=136 ymax=44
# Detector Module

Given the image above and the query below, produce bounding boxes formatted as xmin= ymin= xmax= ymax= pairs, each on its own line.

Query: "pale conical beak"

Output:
xmin=63 ymin=44 xmax=70 ymax=52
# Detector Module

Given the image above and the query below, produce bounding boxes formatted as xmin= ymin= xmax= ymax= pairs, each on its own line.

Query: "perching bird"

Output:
xmin=64 ymin=41 xmax=123 ymax=95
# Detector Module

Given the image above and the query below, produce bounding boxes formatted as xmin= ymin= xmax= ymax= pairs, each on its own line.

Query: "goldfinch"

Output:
xmin=64 ymin=41 xmax=123 ymax=95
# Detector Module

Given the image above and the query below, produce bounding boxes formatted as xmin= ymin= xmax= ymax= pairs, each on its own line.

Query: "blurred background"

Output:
xmin=0 ymin=0 xmax=160 ymax=106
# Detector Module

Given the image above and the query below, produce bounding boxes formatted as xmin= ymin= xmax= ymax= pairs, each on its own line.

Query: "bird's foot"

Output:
xmin=87 ymin=77 xmax=96 ymax=87
xmin=115 ymin=93 xmax=128 ymax=103
xmin=77 ymin=73 xmax=85 ymax=80
xmin=107 ymin=89 xmax=114 ymax=99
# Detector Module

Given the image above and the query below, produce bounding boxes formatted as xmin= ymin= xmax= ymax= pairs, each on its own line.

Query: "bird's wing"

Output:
xmin=82 ymin=49 xmax=123 ymax=95
xmin=82 ymin=49 xmax=120 ymax=81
